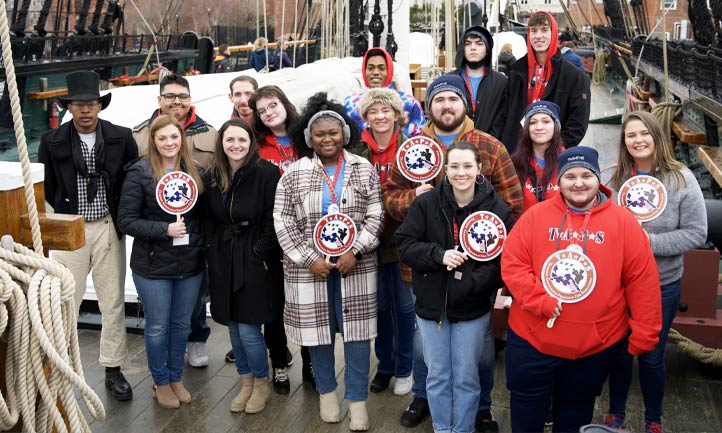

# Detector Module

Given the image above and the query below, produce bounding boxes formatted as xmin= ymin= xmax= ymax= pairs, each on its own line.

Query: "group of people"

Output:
xmin=37 ymin=9 xmax=708 ymax=433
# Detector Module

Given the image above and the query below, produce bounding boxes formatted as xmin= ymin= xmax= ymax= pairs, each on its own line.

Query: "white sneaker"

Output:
xmin=187 ymin=342 xmax=209 ymax=367
xmin=393 ymin=376 xmax=413 ymax=395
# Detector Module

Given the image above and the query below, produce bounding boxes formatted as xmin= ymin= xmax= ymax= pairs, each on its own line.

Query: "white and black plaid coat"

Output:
xmin=273 ymin=150 xmax=384 ymax=346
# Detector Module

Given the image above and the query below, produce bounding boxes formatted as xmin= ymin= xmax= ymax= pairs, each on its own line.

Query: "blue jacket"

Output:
xmin=562 ymin=48 xmax=585 ymax=72
xmin=249 ymin=48 xmax=269 ymax=72
xmin=272 ymin=48 xmax=291 ymax=70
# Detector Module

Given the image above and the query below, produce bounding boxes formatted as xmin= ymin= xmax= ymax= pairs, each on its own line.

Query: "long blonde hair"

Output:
xmin=611 ymin=110 xmax=686 ymax=191
xmin=147 ymin=115 xmax=204 ymax=194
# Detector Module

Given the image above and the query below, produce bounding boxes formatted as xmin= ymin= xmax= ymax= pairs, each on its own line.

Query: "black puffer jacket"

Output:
xmin=118 ymin=157 xmax=205 ymax=279
xmin=395 ymin=178 xmax=515 ymax=322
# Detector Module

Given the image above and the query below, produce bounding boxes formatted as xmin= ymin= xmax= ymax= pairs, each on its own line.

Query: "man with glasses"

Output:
xmin=133 ymin=74 xmax=217 ymax=169
xmin=133 ymin=73 xmax=217 ymax=368
xmin=39 ymin=70 xmax=138 ymax=401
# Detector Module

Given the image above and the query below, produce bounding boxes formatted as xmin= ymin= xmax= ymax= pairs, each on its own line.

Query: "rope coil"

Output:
xmin=668 ymin=328 xmax=722 ymax=367
xmin=0 ymin=0 xmax=106 ymax=428
xmin=0 ymin=239 xmax=106 ymax=432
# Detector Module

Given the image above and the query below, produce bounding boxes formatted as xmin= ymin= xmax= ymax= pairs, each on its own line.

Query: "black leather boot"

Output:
xmin=105 ymin=367 xmax=133 ymax=401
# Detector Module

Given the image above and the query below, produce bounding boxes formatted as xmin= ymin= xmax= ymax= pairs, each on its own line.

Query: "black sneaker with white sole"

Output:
xmin=400 ymin=397 xmax=430 ymax=427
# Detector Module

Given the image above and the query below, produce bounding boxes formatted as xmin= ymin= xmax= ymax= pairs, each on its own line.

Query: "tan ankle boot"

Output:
xmin=319 ymin=391 xmax=340 ymax=423
xmin=230 ymin=375 xmax=254 ymax=412
xmin=169 ymin=381 xmax=191 ymax=404
xmin=244 ymin=377 xmax=270 ymax=414
xmin=153 ymin=384 xmax=180 ymax=409
xmin=348 ymin=400 xmax=369 ymax=431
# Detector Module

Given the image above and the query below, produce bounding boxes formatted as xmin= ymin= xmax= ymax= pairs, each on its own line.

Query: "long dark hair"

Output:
xmin=289 ymin=92 xmax=360 ymax=159
xmin=249 ymin=85 xmax=299 ymax=143
xmin=510 ymin=114 xmax=563 ymax=188
xmin=212 ymin=118 xmax=257 ymax=192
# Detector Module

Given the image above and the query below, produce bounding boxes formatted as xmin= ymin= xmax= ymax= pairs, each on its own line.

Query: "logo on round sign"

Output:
xmin=313 ymin=213 xmax=358 ymax=257
xmin=541 ymin=250 xmax=596 ymax=303
xmin=155 ymin=171 xmax=198 ymax=215
xmin=459 ymin=211 xmax=506 ymax=261
xmin=396 ymin=136 xmax=444 ymax=183
xmin=618 ymin=175 xmax=668 ymax=222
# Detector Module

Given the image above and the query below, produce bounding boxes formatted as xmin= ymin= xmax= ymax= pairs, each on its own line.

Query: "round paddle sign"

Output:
xmin=155 ymin=171 xmax=199 ymax=215
xmin=313 ymin=213 xmax=358 ymax=257
xmin=396 ymin=136 xmax=444 ymax=183
xmin=617 ymin=175 xmax=668 ymax=222
xmin=541 ymin=247 xmax=597 ymax=327
xmin=459 ymin=211 xmax=507 ymax=261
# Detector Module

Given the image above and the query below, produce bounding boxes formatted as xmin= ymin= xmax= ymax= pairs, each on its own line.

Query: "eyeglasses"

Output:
xmin=70 ymin=100 xmax=100 ymax=108
xmin=161 ymin=93 xmax=191 ymax=103
xmin=256 ymin=101 xmax=280 ymax=117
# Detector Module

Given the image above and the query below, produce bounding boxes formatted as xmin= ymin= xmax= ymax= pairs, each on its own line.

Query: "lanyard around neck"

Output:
xmin=320 ymin=152 xmax=344 ymax=205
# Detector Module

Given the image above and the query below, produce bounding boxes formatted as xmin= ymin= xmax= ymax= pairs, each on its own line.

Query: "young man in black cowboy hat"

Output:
xmin=38 ymin=70 xmax=138 ymax=401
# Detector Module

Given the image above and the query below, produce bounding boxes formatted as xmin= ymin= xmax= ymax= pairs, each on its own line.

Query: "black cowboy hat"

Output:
xmin=58 ymin=71 xmax=112 ymax=110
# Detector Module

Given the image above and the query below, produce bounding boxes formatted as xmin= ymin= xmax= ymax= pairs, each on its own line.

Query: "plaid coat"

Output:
xmin=273 ymin=150 xmax=384 ymax=346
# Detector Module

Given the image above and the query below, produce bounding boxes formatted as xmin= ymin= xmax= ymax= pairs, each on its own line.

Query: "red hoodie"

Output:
xmin=362 ymin=48 xmax=395 ymax=88
xmin=257 ymin=135 xmax=297 ymax=174
xmin=521 ymin=155 xmax=562 ymax=213
xmin=526 ymin=11 xmax=559 ymax=105
xmin=502 ymin=186 xmax=662 ymax=360
xmin=361 ymin=128 xmax=400 ymax=185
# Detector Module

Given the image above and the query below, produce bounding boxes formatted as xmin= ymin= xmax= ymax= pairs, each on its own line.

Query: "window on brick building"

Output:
xmin=661 ymin=0 xmax=676 ymax=9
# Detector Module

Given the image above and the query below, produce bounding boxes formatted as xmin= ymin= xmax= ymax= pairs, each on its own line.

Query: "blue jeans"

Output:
xmin=375 ymin=263 xmax=415 ymax=378
xmin=417 ymin=313 xmax=489 ymax=433
xmin=188 ymin=271 xmax=210 ymax=343
xmin=412 ymin=287 xmax=496 ymax=411
xmin=229 ymin=321 xmax=269 ymax=379
xmin=506 ymin=328 xmax=626 ymax=433
xmin=133 ymin=272 xmax=202 ymax=385
xmin=608 ymin=279 xmax=680 ymax=424
xmin=308 ymin=270 xmax=371 ymax=402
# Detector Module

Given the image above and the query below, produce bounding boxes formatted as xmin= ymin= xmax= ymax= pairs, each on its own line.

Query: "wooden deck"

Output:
xmin=74 ymin=318 xmax=722 ymax=433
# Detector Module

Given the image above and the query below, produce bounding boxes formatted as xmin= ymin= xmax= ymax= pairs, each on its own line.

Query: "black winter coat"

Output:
xmin=204 ymin=155 xmax=284 ymax=326
xmin=452 ymin=26 xmax=508 ymax=140
xmin=395 ymin=179 xmax=515 ymax=322
xmin=118 ymin=158 xmax=205 ymax=279
xmin=38 ymin=119 xmax=138 ymax=238
xmin=497 ymin=52 xmax=517 ymax=76
xmin=501 ymin=52 xmax=591 ymax=154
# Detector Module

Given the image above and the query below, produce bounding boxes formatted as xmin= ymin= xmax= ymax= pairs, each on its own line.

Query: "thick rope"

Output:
xmin=668 ymin=328 xmax=722 ymax=366
xmin=292 ymin=0 xmax=299 ymax=66
xmin=0 ymin=0 xmax=43 ymax=255
xmin=0 ymin=240 xmax=107 ymax=432
xmin=592 ymin=49 xmax=607 ymax=85
xmin=650 ymin=101 xmax=682 ymax=145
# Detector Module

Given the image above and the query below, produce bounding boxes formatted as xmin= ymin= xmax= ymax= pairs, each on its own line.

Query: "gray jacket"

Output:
xmin=603 ymin=166 xmax=707 ymax=285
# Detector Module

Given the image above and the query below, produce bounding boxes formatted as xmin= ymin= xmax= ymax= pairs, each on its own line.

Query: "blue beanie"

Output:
xmin=427 ymin=74 xmax=468 ymax=108
xmin=524 ymin=101 xmax=561 ymax=128
xmin=557 ymin=146 xmax=601 ymax=181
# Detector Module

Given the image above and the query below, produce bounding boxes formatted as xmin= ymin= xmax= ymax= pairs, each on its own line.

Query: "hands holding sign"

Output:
xmin=167 ymin=216 xmax=187 ymax=238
